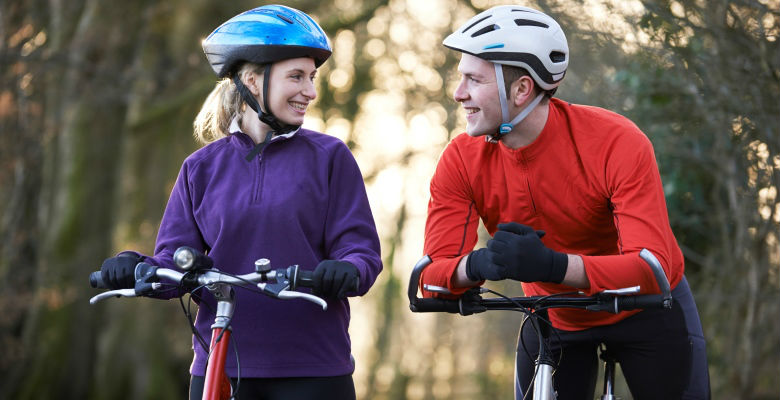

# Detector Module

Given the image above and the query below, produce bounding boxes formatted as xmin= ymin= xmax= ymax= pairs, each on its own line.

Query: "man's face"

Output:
xmin=453 ymin=53 xmax=501 ymax=137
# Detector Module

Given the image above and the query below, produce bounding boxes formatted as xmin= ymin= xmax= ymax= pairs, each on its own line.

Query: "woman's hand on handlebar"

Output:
xmin=313 ymin=260 xmax=359 ymax=299
xmin=100 ymin=253 xmax=142 ymax=289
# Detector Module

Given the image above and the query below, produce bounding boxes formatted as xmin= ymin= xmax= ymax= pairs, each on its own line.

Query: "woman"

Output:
xmin=99 ymin=5 xmax=382 ymax=399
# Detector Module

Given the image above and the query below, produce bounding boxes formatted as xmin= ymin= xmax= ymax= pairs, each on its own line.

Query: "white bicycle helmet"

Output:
xmin=444 ymin=6 xmax=569 ymax=137
xmin=444 ymin=5 xmax=568 ymax=91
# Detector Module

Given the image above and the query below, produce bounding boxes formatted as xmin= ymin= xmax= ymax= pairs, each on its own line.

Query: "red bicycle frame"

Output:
xmin=201 ymin=283 xmax=235 ymax=400
xmin=203 ymin=327 xmax=232 ymax=400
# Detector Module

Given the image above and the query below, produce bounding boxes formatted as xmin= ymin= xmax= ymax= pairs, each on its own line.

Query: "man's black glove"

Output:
xmin=100 ymin=253 xmax=141 ymax=289
xmin=466 ymin=222 xmax=568 ymax=284
xmin=465 ymin=248 xmax=502 ymax=281
xmin=313 ymin=260 xmax=360 ymax=299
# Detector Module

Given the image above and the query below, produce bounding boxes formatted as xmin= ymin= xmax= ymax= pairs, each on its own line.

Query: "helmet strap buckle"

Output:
xmin=492 ymin=63 xmax=546 ymax=140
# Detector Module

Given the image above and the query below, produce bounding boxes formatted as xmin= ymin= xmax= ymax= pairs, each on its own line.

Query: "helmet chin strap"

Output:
xmin=232 ymin=65 xmax=299 ymax=161
xmin=232 ymin=65 xmax=298 ymax=136
xmin=489 ymin=63 xmax=545 ymax=142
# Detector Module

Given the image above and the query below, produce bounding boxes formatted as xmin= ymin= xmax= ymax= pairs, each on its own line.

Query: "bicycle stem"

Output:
xmin=210 ymin=283 xmax=235 ymax=330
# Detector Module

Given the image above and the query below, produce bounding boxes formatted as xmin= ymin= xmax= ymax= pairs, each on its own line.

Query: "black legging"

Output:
xmin=515 ymin=276 xmax=710 ymax=400
xmin=189 ymin=374 xmax=356 ymax=400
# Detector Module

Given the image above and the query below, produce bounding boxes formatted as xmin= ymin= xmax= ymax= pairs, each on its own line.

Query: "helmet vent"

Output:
xmin=277 ymin=13 xmax=293 ymax=24
xmin=461 ymin=15 xmax=491 ymax=34
xmin=471 ymin=24 xmax=499 ymax=38
xmin=515 ymin=19 xmax=548 ymax=28
xmin=550 ymin=51 xmax=566 ymax=63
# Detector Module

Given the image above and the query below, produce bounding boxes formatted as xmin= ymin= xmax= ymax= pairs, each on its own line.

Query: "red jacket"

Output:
xmin=422 ymin=98 xmax=684 ymax=331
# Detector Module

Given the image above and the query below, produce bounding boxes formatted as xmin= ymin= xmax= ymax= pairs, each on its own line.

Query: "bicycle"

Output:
xmin=89 ymin=246 xmax=348 ymax=400
xmin=408 ymin=248 xmax=673 ymax=400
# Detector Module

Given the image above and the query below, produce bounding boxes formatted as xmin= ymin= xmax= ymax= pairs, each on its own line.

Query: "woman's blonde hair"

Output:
xmin=193 ymin=63 xmax=264 ymax=144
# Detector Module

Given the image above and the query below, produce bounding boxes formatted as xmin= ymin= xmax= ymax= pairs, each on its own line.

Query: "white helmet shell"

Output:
xmin=444 ymin=5 xmax=568 ymax=91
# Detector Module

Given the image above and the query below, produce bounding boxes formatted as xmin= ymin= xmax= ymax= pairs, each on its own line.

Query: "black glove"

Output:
xmin=465 ymin=248 xmax=501 ymax=281
xmin=466 ymin=223 xmax=568 ymax=283
xmin=100 ymin=253 xmax=141 ymax=289
xmin=466 ymin=223 xmax=539 ymax=281
xmin=487 ymin=222 xmax=568 ymax=283
xmin=313 ymin=260 xmax=360 ymax=299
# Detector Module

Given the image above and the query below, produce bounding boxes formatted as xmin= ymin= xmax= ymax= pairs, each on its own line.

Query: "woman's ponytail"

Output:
xmin=193 ymin=63 xmax=263 ymax=144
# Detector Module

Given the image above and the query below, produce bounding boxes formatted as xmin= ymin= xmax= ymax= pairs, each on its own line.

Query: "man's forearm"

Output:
xmin=453 ymin=254 xmax=477 ymax=287
xmin=454 ymin=252 xmax=590 ymax=288
xmin=562 ymin=254 xmax=589 ymax=289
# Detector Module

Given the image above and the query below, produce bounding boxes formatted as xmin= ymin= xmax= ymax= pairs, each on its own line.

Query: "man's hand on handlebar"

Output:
xmin=100 ymin=253 xmax=142 ymax=289
xmin=466 ymin=222 xmax=568 ymax=284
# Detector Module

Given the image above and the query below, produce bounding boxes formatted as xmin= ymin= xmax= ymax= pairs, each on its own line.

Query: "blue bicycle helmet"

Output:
xmin=203 ymin=5 xmax=332 ymax=78
xmin=201 ymin=5 xmax=332 ymax=145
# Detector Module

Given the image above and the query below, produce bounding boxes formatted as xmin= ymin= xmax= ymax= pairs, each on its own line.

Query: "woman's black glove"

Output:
xmin=466 ymin=222 xmax=568 ymax=284
xmin=313 ymin=260 xmax=359 ymax=299
xmin=100 ymin=253 xmax=141 ymax=289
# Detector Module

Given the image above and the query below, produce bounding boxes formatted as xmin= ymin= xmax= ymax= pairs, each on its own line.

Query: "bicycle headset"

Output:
xmin=443 ymin=5 xmax=569 ymax=138
xmin=202 ymin=5 xmax=332 ymax=136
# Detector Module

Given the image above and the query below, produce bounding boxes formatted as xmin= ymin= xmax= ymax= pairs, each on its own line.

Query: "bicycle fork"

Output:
xmin=514 ymin=345 xmax=556 ymax=399
xmin=599 ymin=345 xmax=617 ymax=400
xmin=203 ymin=283 xmax=235 ymax=400
xmin=532 ymin=358 xmax=556 ymax=399
xmin=515 ymin=310 xmax=558 ymax=400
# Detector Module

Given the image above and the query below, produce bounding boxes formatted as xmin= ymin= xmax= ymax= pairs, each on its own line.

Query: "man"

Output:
xmin=421 ymin=5 xmax=710 ymax=399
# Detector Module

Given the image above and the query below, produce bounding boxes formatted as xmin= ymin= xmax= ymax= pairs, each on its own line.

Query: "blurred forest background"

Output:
xmin=1 ymin=0 xmax=778 ymax=398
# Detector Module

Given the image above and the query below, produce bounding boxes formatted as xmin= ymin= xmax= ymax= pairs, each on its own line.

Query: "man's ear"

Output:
xmin=510 ymin=76 xmax=535 ymax=107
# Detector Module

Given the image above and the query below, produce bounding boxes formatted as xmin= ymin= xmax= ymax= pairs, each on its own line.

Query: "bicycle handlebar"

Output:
xmin=88 ymin=247 xmax=333 ymax=309
xmin=408 ymin=248 xmax=674 ymax=315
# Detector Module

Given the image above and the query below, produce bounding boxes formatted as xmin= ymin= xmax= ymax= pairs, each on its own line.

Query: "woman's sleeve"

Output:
xmin=323 ymin=144 xmax=383 ymax=296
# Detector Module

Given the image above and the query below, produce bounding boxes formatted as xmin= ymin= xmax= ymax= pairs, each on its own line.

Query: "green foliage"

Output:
xmin=626 ymin=1 xmax=780 ymax=397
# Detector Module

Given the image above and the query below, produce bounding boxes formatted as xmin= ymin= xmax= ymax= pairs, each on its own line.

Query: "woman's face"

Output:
xmin=263 ymin=57 xmax=318 ymax=126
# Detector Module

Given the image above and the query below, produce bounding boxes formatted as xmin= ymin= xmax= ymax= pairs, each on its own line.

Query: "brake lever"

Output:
xmin=602 ymin=286 xmax=641 ymax=295
xmin=89 ymin=289 xmax=137 ymax=304
xmin=423 ymin=284 xmax=453 ymax=294
xmin=277 ymin=290 xmax=328 ymax=310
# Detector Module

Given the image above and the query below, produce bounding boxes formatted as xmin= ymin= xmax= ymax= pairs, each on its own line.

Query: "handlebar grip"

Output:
xmin=89 ymin=271 xmax=106 ymax=289
xmin=616 ymin=294 xmax=669 ymax=311
xmin=89 ymin=262 xmax=155 ymax=290
xmin=292 ymin=268 xmax=359 ymax=293
xmin=295 ymin=269 xmax=315 ymax=288
xmin=409 ymin=298 xmax=462 ymax=313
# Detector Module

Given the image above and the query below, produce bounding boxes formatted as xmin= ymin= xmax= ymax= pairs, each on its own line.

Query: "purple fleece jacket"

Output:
xmin=137 ymin=127 xmax=382 ymax=378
